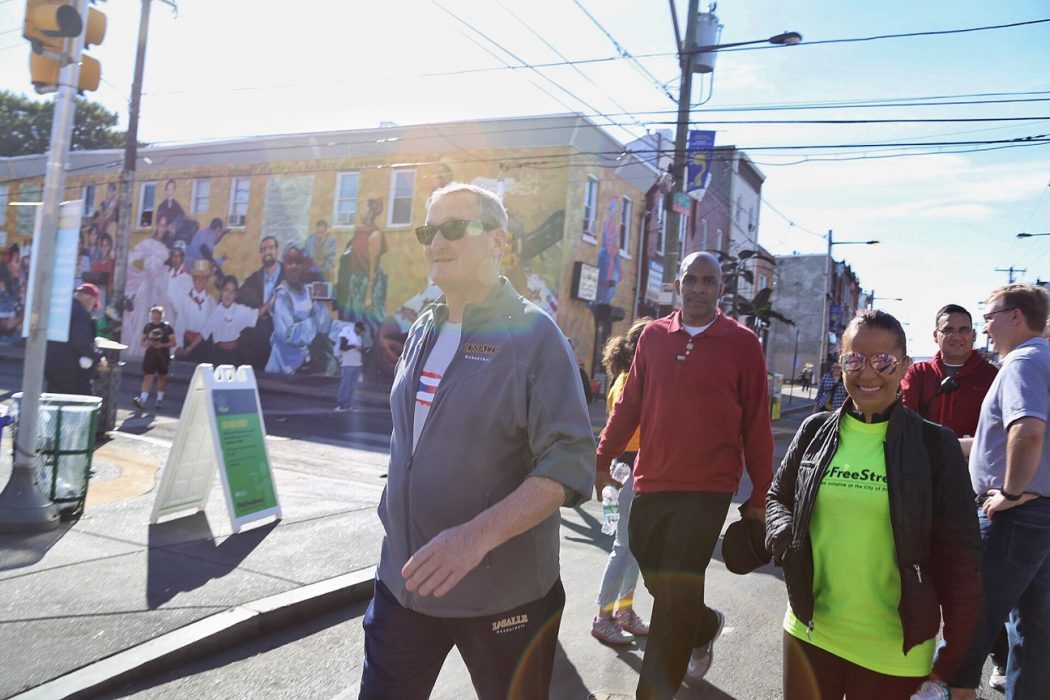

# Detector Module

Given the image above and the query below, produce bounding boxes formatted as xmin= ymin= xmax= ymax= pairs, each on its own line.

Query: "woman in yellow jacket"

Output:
xmin=592 ymin=317 xmax=652 ymax=646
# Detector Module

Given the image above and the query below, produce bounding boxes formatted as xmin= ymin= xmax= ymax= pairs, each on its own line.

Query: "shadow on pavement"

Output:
xmin=0 ymin=521 xmax=74 ymax=571
xmin=117 ymin=413 xmax=158 ymax=435
xmin=562 ymin=506 xmax=613 ymax=552
xmin=96 ymin=600 xmax=370 ymax=699
xmin=146 ymin=512 xmax=277 ymax=608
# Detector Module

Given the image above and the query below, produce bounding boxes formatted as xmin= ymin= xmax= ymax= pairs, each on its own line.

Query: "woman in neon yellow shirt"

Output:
xmin=767 ymin=310 xmax=981 ymax=700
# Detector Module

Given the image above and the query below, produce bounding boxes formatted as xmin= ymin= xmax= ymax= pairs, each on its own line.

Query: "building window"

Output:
xmin=735 ymin=195 xmax=743 ymax=223
xmin=748 ymin=206 xmax=755 ymax=233
xmin=582 ymin=175 xmax=599 ymax=241
xmin=700 ymin=218 xmax=709 ymax=250
xmin=619 ymin=196 xmax=632 ymax=258
xmin=138 ymin=182 xmax=157 ymax=228
xmin=15 ymin=183 xmax=41 ymax=236
xmin=81 ymin=184 xmax=95 ymax=216
xmin=655 ymin=197 xmax=666 ymax=255
xmin=717 ymin=228 xmax=725 ymax=252
xmin=387 ymin=170 xmax=415 ymax=228
xmin=191 ymin=179 xmax=210 ymax=213
xmin=333 ymin=172 xmax=359 ymax=226
xmin=228 ymin=177 xmax=250 ymax=227
xmin=0 ymin=184 xmax=8 ymax=212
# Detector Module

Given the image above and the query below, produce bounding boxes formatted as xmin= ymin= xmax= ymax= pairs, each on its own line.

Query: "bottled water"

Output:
xmin=610 ymin=460 xmax=632 ymax=486
xmin=601 ymin=485 xmax=620 ymax=535
xmin=910 ymin=680 xmax=950 ymax=700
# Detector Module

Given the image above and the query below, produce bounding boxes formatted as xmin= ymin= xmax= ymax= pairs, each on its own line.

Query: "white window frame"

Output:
xmin=137 ymin=181 xmax=157 ymax=228
xmin=700 ymin=218 xmax=709 ymax=250
xmin=582 ymin=175 xmax=599 ymax=242
xmin=333 ymin=172 xmax=360 ymax=227
xmin=619 ymin=196 xmax=632 ymax=259
xmin=655 ymin=197 xmax=666 ymax=255
xmin=191 ymin=178 xmax=211 ymax=214
xmin=387 ymin=170 xmax=415 ymax=228
xmin=228 ymin=177 xmax=250 ymax=227
xmin=15 ymin=182 xmax=41 ymax=236
xmin=81 ymin=184 xmax=95 ymax=216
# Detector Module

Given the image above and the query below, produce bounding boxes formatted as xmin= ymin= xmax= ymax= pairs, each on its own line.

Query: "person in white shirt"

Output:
xmin=335 ymin=321 xmax=367 ymax=412
xmin=173 ymin=259 xmax=216 ymax=363
xmin=203 ymin=275 xmax=261 ymax=366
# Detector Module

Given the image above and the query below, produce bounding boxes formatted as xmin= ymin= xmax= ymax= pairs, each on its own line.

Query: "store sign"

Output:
xmin=571 ymin=261 xmax=598 ymax=302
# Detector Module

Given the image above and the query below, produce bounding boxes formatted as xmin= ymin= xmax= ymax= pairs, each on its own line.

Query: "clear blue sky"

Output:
xmin=2 ymin=0 xmax=1048 ymax=355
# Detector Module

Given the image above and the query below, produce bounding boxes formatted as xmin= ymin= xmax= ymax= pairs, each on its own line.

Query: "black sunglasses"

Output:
xmin=415 ymin=219 xmax=499 ymax=245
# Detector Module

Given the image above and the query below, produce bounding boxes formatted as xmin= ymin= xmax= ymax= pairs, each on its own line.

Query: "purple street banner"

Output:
xmin=686 ymin=130 xmax=716 ymax=199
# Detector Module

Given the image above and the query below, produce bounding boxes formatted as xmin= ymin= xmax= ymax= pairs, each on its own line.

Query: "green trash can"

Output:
xmin=11 ymin=392 xmax=103 ymax=520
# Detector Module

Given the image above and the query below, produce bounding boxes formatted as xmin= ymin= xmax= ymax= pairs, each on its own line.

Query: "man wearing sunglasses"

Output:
xmin=955 ymin=284 xmax=1050 ymax=699
xmin=901 ymin=304 xmax=998 ymax=457
xmin=360 ymin=183 xmax=594 ymax=699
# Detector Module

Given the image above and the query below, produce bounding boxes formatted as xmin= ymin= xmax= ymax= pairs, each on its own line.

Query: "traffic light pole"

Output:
xmin=0 ymin=0 xmax=88 ymax=532
xmin=662 ymin=0 xmax=700 ymax=285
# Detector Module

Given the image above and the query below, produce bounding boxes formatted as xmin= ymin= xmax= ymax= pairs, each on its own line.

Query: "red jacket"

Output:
xmin=596 ymin=311 xmax=773 ymax=508
xmin=900 ymin=351 xmax=998 ymax=437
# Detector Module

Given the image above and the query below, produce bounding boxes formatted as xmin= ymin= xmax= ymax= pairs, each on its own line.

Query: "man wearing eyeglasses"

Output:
xmin=901 ymin=304 xmax=998 ymax=457
xmin=359 ymin=183 xmax=594 ymax=699
xmin=954 ymin=284 xmax=1050 ymax=699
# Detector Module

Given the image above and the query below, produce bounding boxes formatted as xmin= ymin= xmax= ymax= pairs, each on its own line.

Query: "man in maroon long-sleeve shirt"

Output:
xmin=596 ymin=252 xmax=773 ymax=699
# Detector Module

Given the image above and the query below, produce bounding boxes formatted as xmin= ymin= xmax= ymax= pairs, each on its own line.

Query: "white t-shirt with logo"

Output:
xmin=413 ymin=322 xmax=462 ymax=450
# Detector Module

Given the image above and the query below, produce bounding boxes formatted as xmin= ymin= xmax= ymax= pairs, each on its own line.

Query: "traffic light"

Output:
xmin=23 ymin=0 xmax=106 ymax=93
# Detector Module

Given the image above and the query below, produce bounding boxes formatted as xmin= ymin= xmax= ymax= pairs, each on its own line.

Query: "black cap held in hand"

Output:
xmin=722 ymin=517 xmax=772 ymax=575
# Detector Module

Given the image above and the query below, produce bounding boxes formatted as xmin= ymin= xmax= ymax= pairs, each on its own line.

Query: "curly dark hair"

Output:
xmin=602 ymin=317 xmax=652 ymax=379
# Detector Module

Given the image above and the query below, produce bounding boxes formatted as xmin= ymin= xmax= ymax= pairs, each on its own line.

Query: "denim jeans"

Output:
xmin=337 ymin=364 xmax=362 ymax=409
xmin=596 ymin=474 xmax=641 ymax=612
xmin=954 ymin=499 xmax=1050 ymax=697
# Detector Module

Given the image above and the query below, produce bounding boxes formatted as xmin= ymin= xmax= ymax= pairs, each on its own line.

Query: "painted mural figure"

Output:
xmin=338 ymin=197 xmax=388 ymax=323
xmin=266 ymin=245 xmax=348 ymax=375
xmin=90 ymin=232 xmax=115 ymax=291
xmin=156 ymin=179 xmax=185 ymax=236
xmin=596 ymin=199 xmax=621 ymax=306
xmin=186 ymin=217 xmax=228 ymax=271
xmin=165 ymin=242 xmax=192 ymax=327
xmin=236 ymin=235 xmax=284 ymax=371
xmin=122 ymin=225 xmax=172 ymax=354
xmin=304 ymin=219 xmax=337 ymax=282
xmin=171 ymin=260 xmax=217 ymax=363
xmin=202 ymin=275 xmax=260 ymax=367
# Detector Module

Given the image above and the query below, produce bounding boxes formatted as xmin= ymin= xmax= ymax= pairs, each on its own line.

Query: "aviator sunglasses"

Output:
xmin=415 ymin=218 xmax=500 ymax=245
xmin=839 ymin=351 xmax=903 ymax=375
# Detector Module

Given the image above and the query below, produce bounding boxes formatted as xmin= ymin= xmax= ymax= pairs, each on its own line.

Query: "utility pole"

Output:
xmin=995 ymin=266 xmax=1027 ymax=284
xmin=0 ymin=0 xmax=89 ymax=532
xmin=102 ymin=0 xmax=153 ymax=433
xmin=662 ymin=0 xmax=700 ymax=285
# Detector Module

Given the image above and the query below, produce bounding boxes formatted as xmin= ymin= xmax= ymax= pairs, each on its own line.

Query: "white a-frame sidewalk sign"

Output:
xmin=151 ymin=364 xmax=281 ymax=532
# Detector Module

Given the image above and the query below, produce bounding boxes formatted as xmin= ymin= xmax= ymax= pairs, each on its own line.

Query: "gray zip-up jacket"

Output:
xmin=377 ymin=278 xmax=595 ymax=617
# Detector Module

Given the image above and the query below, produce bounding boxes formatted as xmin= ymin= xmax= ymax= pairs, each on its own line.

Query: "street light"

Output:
xmin=662 ymin=2 xmax=802 ymax=284
xmin=1017 ymin=232 xmax=1050 ymax=239
xmin=819 ymin=230 xmax=879 ymax=377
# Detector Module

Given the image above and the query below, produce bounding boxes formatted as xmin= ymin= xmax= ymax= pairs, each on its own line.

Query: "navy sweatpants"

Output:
xmin=359 ymin=578 xmax=565 ymax=699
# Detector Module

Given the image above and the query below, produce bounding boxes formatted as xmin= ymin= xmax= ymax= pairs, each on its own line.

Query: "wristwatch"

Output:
xmin=999 ymin=488 xmax=1023 ymax=501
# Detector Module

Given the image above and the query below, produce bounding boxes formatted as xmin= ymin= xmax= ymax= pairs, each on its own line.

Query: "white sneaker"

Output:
xmin=989 ymin=664 xmax=1007 ymax=692
xmin=685 ymin=610 xmax=725 ymax=681
xmin=591 ymin=616 xmax=634 ymax=646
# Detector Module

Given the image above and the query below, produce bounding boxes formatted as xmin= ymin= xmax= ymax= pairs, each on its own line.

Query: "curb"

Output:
xmin=14 ymin=567 xmax=377 ymax=700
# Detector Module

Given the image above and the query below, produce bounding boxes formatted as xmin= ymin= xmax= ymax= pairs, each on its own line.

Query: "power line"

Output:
xmin=493 ymin=0 xmax=650 ymax=134
xmin=570 ymin=0 xmax=675 ymax=103
xmin=429 ymin=0 xmax=644 ymax=144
